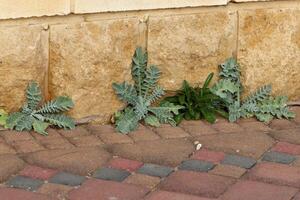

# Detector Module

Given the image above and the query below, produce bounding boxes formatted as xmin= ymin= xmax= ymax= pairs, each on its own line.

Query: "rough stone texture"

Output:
xmin=49 ymin=172 xmax=86 ymax=186
xmin=124 ymin=174 xmax=161 ymax=189
xmin=221 ymin=180 xmax=298 ymax=200
xmin=160 ymin=171 xmax=235 ymax=198
xmin=262 ymin=151 xmax=296 ymax=164
xmin=49 ymin=18 xmax=139 ymax=122
xmin=24 ymin=147 xmax=111 ymax=175
xmin=196 ymin=132 xmax=275 ymax=159
xmin=37 ymin=183 xmax=72 ymax=200
xmin=248 ymin=162 xmax=300 ymax=187
xmin=0 ymin=155 xmax=25 ymax=183
xmin=0 ymin=187 xmax=52 ymax=200
xmin=238 ymin=8 xmax=300 ymax=100
xmin=6 ymin=176 xmax=44 ymax=191
xmin=108 ymin=139 xmax=194 ymax=166
xmin=93 ymin=167 xmax=130 ymax=182
xmin=148 ymin=11 xmax=237 ymax=90
xmin=0 ymin=25 xmax=48 ymax=112
xmin=68 ymin=179 xmax=149 ymax=200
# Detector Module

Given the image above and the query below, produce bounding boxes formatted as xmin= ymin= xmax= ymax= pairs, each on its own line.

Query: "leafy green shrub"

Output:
xmin=6 ymin=82 xmax=75 ymax=135
xmin=211 ymin=58 xmax=295 ymax=122
xmin=161 ymin=73 xmax=228 ymax=124
xmin=113 ymin=47 xmax=183 ymax=134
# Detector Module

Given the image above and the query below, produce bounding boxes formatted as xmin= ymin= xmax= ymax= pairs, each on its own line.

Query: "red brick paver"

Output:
xmin=191 ymin=149 xmax=225 ymax=163
xmin=19 ymin=165 xmax=58 ymax=180
xmin=107 ymin=158 xmax=143 ymax=172
xmin=221 ymin=180 xmax=297 ymax=200
xmin=0 ymin=187 xmax=52 ymax=200
xmin=68 ymin=179 xmax=150 ymax=200
xmin=145 ymin=190 xmax=214 ymax=200
xmin=247 ymin=162 xmax=300 ymax=187
xmin=273 ymin=142 xmax=300 ymax=155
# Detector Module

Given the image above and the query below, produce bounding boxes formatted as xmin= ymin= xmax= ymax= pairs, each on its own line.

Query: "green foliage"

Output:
xmin=6 ymin=82 xmax=75 ymax=135
xmin=0 ymin=109 xmax=8 ymax=127
xmin=162 ymin=73 xmax=228 ymax=125
xmin=113 ymin=47 xmax=183 ymax=134
xmin=211 ymin=58 xmax=295 ymax=123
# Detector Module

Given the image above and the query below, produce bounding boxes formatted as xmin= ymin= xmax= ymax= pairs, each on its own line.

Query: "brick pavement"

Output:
xmin=0 ymin=106 xmax=299 ymax=199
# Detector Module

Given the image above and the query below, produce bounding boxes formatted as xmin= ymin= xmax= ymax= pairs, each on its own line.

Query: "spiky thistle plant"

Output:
xmin=211 ymin=58 xmax=295 ymax=122
xmin=6 ymin=81 xmax=75 ymax=135
xmin=113 ymin=47 xmax=183 ymax=134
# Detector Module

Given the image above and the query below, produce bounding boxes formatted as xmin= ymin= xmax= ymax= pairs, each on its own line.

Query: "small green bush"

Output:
xmin=161 ymin=73 xmax=228 ymax=124
xmin=113 ymin=47 xmax=183 ymax=134
xmin=6 ymin=81 xmax=75 ymax=135
xmin=211 ymin=58 xmax=295 ymax=122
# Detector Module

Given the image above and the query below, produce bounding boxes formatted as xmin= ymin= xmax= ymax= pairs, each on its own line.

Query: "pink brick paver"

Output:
xmin=247 ymin=162 xmax=300 ymax=187
xmin=19 ymin=165 xmax=58 ymax=180
xmin=0 ymin=188 xmax=52 ymax=200
xmin=68 ymin=179 xmax=150 ymax=200
xmin=191 ymin=149 xmax=225 ymax=163
xmin=221 ymin=180 xmax=298 ymax=200
xmin=273 ymin=142 xmax=300 ymax=155
xmin=145 ymin=190 xmax=215 ymax=200
xmin=160 ymin=171 xmax=235 ymax=198
xmin=106 ymin=158 xmax=143 ymax=172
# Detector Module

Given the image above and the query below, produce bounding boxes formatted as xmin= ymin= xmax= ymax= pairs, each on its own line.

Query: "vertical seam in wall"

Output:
xmin=70 ymin=0 xmax=75 ymax=13
xmin=45 ymin=26 xmax=50 ymax=101
xmin=235 ymin=10 xmax=240 ymax=60
xmin=145 ymin=16 xmax=149 ymax=51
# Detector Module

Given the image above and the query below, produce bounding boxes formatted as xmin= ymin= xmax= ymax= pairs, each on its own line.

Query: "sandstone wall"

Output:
xmin=0 ymin=0 xmax=299 ymax=123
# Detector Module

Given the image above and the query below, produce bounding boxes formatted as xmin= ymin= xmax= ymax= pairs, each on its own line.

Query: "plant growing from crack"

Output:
xmin=210 ymin=58 xmax=295 ymax=122
xmin=6 ymin=81 xmax=75 ymax=135
xmin=113 ymin=47 xmax=183 ymax=134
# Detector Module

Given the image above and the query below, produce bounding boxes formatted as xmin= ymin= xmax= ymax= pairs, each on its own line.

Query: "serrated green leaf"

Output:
xmin=36 ymin=96 xmax=74 ymax=114
xmin=33 ymin=120 xmax=49 ymax=135
xmin=115 ymin=108 xmax=139 ymax=134
xmin=144 ymin=115 xmax=160 ymax=127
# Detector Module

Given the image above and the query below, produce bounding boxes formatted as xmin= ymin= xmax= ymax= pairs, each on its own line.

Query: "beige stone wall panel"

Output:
xmin=0 ymin=25 xmax=48 ymax=111
xmin=238 ymin=8 xmax=300 ymax=100
xmin=0 ymin=0 xmax=70 ymax=19
xmin=49 ymin=18 xmax=139 ymax=122
xmin=148 ymin=11 xmax=238 ymax=90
